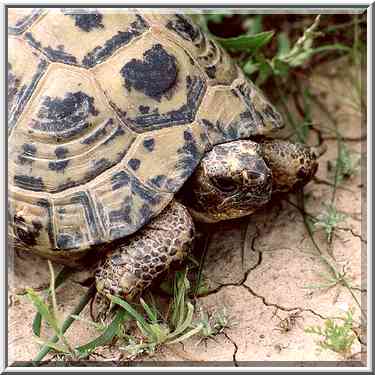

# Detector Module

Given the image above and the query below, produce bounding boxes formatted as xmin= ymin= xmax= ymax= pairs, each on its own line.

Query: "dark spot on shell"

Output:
xmin=9 ymin=9 xmax=42 ymax=35
xmin=139 ymin=105 xmax=150 ymax=114
xmin=111 ymin=171 xmax=130 ymax=190
xmin=25 ymin=32 xmax=77 ymax=64
xmin=8 ymin=63 xmax=21 ymax=112
xmin=82 ymin=15 xmax=149 ymax=68
xmin=300 ymin=158 xmax=305 ymax=165
xmin=102 ymin=124 xmax=124 ymax=145
xmin=13 ymin=215 xmax=42 ymax=247
xmin=56 ymin=234 xmax=74 ymax=249
xmin=120 ymin=44 xmax=178 ymax=101
xmin=130 ymin=177 xmax=160 ymax=205
xmin=57 ymin=180 xmax=77 ymax=191
xmin=240 ymin=110 xmax=254 ymax=122
xmin=128 ymin=158 xmax=141 ymax=171
xmin=92 ymin=158 xmax=111 ymax=175
xmin=44 ymin=45 xmax=77 ymax=65
xmin=24 ymin=32 xmax=41 ymax=49
xmin=108 ymin=202 xmax=132 ymax=225
xmin=81 ymin=125 xmax=108 ymax=145
xmin=55 ymin=146 xmax=69 ymax=158
xmin=183 ymin=130 xmax=193 ymax=141
xmin=33 ymin=91 xmax=98 ymax=135
xmin=14 ymin=175 xmax=45 ymax=191
xmin=48 ymin=159 xmax=69 ymax=172
xmin=166 ymin=14 xmax=199 ymax=42
xmin=126 ymin=75 xmax=206 ymax=132
xmin=18 ymin=143 xmax=37 ymax=165
xmin=174 ymin=129 xmax=202 ymax=183
xmin=139 ymin=204 xmax=152 ymax=224
xmin=70 ymin=191 xmax=102 ymax=240
xmin=143 ymin=138 xmax=155 ymax=152
xmin=65 ymin=10 xmax=104 ymax=32
xmin=264 ymin=104 xmax=281 ymax=122
xmin=149 ymin=175 xmax=166 ymax=188
xmin=205 ymin=66 xmax=216 ymax=79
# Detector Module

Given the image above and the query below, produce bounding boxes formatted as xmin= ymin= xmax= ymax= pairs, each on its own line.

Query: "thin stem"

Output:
xmin=31 ymin=284 xmax=96 ymax=364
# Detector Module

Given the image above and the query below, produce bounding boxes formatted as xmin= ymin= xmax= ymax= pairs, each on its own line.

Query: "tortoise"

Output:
xmin=8 ymin=9 xmax=319 ymax=299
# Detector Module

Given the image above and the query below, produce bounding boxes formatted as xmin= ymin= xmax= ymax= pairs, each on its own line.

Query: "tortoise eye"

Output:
xmin=211 ymin=177 xmax=238 ymax=193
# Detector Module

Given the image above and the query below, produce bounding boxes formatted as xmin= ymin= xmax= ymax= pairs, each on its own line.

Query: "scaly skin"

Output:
xmin=95 ymin=200 xmax=194 ymax=299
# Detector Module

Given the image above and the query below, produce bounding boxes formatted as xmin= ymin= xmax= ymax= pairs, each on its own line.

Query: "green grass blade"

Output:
xmin=216 ymin=31 xmax=274 ymax=53
xmin=32 ymin=313 xmax=42 ymax=337
xmin=168 ymin=302 xmax=195 ymax=339
xmin=26 ymin=288 xmax=61 ymax=338
xmin=310 ymin=43 xmax=352 ymax=54
xmin=31 ymin=284 xmax=96 ymax=364
xmin=32 ymin=266 xmax=73 ymax=337
xmin=140 ymin=297 xmax=158 ymax=323
xmin=167 ymin=323 xmax=203 ymax=345
xmin=109 ymin=295 xmax=149 ymax=332
xmin=171 ymin=270 xmax=190 ymax=329
xmin=75 ymin=308 xmax=129 ymax=358
xmin=136 ymin=320 xmax=155 ymax=341
xmin=35 ymin=339 xmax=68 ymax=354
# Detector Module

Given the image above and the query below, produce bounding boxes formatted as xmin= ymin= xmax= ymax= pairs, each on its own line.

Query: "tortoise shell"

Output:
xmin=8 ymin=8 xmax=283 ymax=258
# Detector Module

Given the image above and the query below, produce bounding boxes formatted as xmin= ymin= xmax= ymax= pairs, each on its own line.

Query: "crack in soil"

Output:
xmin=196 ymin=233 xmax=263 ymax=298
xmin=241 ymin=283 xmax=327 ymax=320
xmin=337 ymin=227 xmax=367 ymax=244
xmin=223 ymin=332 xmax=239 ymax=367
xmin=196 ymin=227 xmax=329 ymax=321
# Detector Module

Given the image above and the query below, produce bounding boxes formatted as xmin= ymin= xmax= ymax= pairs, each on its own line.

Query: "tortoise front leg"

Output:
xmin=95 ymin=200 xmax=195 ymax=300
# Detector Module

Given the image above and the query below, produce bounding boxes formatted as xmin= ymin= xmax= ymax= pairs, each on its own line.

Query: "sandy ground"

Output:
xmin=7 ymin=58 xmax=367 ymax=367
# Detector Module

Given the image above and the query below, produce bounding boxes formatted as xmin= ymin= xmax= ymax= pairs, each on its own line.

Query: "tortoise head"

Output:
xmin=181 ymin=139 xmax=319 ymax=223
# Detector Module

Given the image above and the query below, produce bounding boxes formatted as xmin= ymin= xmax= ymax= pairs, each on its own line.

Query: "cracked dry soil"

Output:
xmin=8 ymin=58 xmax=367 ymax=366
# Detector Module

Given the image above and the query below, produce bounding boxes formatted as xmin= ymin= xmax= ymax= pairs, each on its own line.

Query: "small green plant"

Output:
xmin=302 ymin=258 xmax=354 ymax=291
xmin=240 ymin=16 xmax=350 ymax=85
xmin=194 ymin=307 xmax=235 ymax=344
xmin=305 ymin=308 xmax=357 ymax=358
xmin=313 ymin=204 xmax=347 ymax=243
xmin=109 ymin=269 xmax=203 ymax=358
xmin=328 ymin=143 xmax=361 ymax=185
